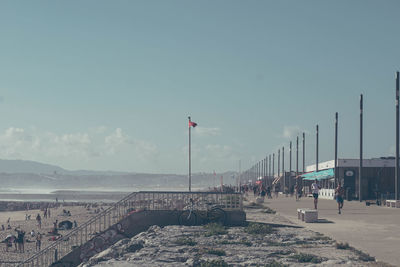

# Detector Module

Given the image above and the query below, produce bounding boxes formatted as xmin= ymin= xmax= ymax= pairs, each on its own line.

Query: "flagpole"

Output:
xmin=188 ymin=116 xmax=191 ymax=192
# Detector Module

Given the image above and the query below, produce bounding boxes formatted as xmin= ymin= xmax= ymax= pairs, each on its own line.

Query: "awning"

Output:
xmin=272 ymin=176 xmax=282 ymax=185
xmin=301 ymin=168 xmax=334 ymax=181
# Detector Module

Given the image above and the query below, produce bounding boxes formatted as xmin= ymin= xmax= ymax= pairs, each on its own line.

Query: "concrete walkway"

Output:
xmin=247 ymin=194 xmax=399 ymax=266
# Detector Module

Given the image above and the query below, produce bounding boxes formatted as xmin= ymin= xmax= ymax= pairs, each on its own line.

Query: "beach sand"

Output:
xmin=0 ymin=203 xmax=109 ymax=264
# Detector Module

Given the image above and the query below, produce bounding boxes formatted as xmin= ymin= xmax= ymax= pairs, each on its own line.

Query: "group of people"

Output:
xmin=311 ymin=179 xmax=345 ymax=214
xmin=4 ymin=228 xmax=42 ymax=252
xmin=2 ymin=205 xmax=74 ymax=254
xmin=245 ymin=178 xmax=346 ymax=214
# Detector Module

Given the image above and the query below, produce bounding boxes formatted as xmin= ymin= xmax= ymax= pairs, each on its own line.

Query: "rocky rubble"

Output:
xmin=78 ymin=223 xmax=386 ymax=267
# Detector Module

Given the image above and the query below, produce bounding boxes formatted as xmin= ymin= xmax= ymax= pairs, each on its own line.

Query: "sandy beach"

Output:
xmin=0 ymin=203 xmax=109 ymax=264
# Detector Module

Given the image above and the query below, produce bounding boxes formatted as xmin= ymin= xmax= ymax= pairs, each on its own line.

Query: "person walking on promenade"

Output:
xmin=274 ymin=183 xmax=280 ymax=198
xmin=311 ymin=179 xmax=321 ymax=209
xmin=335 ymin=182 xmax=345 ymax=214
xmin=295 ymin=183 xmax=299 ymax=201
xmin=266 ymin=186 xmax=272 ymax=199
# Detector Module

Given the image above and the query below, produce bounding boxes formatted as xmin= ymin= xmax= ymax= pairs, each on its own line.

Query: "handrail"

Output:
xmin=19 ymin=191 xmax=242 ymax=266
xmin=20 ymin=191 xmax=138 ymax=265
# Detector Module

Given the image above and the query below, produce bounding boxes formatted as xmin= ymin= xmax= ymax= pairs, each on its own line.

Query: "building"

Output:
xmin=302 ymin=157 xmax=395 ymax=200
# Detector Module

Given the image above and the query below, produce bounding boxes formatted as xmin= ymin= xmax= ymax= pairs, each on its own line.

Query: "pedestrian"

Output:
xmin=44 ymin=208 xmax=47 ymax=219
xmin=36 ymin=232 xmax=42 ymax=251
xmin=260 ymin=185 xmax=266 ymax=200
xmin=15 ymin=228 xmax=25 ymax=253
xmin=266 ymin=186 xmax=272 ymax=199
xmin=36 ymin=214 xmax=42 ymax=229
xmin=48 ymin=208 xmax=51 ymax=218
xmin=335 ymin=182 xmax=345 ymax=214
xmin=295 ymin=183 xmax=299 ymax=201
xmin=274 ymin=184 xmax=280 ymax=198
xmin=311 ymin=179 xmax=321 ymax=209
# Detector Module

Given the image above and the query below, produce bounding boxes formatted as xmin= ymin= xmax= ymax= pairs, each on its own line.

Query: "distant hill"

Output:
xmin=0 ymin=159 xmax=130 ymax=175
xmin=0 ymin=159 xmax=66 ymax=174
xmin=0 ymin=159 xmax=238 ymax=191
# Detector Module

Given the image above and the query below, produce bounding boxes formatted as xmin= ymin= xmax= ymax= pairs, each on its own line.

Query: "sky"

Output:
xmin=0 ymin=1 xmax=399 ymax=174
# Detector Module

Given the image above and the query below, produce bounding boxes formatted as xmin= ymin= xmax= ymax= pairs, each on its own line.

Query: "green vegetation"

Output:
xmin=199 ymin=259 xmax=229 ymax=267
xmin=269 ymin=250 xmax=292 ymax=256
xmin=353 ymin=248 xmax=375 ymax=262
xmin=266 ymin=240 xmax=287 ymax=246
xmin=239 ymin=240 xmax=253 ymax=246
xmin=204 ymin=223 xmax=228 ymax=237
xmin=262 ymin=207 xmax=276 ymax=214
xmin=217 ymin=239 xmax=252 ymax=247
xmin=207 ymin=249 xmax=226 ymax=256
xmin=336 ymin=242 xmax=350 ymax=250
xmin=244 ymin=222 xmax=275 ymax=235
xmin=245 ymin=202 xmax=264 ymax=209
xmin=174 ymin=237 xmax=197 ymax=246
xmin=334 ymin=242 xmax=374 ymax=261
xmin=263 ymin=260 xmax=289 ymax=267
xmin=289 ymin=253 xmax=324 ymax=263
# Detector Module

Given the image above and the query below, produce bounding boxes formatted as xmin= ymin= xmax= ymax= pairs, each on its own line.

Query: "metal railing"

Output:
xmin=18 ymin=191 xmax=242 ymax=267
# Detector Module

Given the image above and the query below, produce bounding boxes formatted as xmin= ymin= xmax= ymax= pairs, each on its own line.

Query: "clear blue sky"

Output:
xmin=0 ymin=1 xmax=399 ymax=174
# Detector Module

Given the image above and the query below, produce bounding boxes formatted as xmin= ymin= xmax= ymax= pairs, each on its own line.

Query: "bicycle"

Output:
xmin=178 ymin=198 xmax=227 ymax=226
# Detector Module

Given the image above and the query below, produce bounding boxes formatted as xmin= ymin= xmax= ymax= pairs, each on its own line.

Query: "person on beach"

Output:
xmin=36 ymin=232 xmax=42 ymax=251
xmin=44 ymin=208 xmax=47 ymax=219
xmin=48 ymin=208 xmax=51 ymax=218
xmin=311 ymin=179 xmax=321 ymax=209
xmin=335 ymin=182 xmax=345 ymax=214
xmin=15 ymin=228 xmax=25 ymax=253
xmin=36 ymin=213 xmax=42 ymax=229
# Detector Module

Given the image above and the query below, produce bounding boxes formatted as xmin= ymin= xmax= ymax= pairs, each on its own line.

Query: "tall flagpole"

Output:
xmin=188 ymin=116 xmax=191 ymax=192
xmin=396 ymin=71 xmax=399 ymax=200
xmin=359 ymin=94 xmax=363 ymax=201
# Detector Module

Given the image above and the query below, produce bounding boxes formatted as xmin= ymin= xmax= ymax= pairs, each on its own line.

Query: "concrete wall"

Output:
xmin=52 ymin=209 xmax=246 ymax=266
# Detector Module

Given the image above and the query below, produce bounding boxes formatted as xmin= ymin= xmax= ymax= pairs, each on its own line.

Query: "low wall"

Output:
xmin=319 ymin=189 xmax=335 ymax=200
xmin=54 ymin=209 xmax=246 ymax=266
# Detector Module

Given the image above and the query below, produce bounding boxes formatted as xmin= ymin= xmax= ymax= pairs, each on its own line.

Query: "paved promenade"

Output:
xmin=248 ymin=194 xmax=399 ymax=266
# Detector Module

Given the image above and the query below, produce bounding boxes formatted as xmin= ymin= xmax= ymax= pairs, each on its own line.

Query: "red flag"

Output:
xmin=189 ymin=121 xmax=197 ymax=128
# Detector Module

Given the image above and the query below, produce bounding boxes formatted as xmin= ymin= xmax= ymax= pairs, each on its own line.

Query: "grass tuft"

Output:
xmin=199 ymin=259 xmax=229 ymax=267
xmin=262 ymin=207 xmax=276 ymax=214
xmin=244 ymin=222 xmax=274 ymax=235
xmin=207 ymin=249 xmax=226 ymax=256
xmin=335 ymin=242 xmax=350 ymax=250
xmin=174 ymin=237 xmax=197 ymax=246
xmin=204 ymin=223 xmax=228 ymax=237
xmin=289 ymin=253 xmax=324 ymax=263
xmin=263 ymin=260 xmax=289 ymax=267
